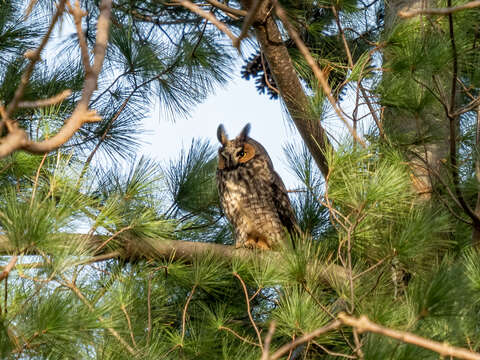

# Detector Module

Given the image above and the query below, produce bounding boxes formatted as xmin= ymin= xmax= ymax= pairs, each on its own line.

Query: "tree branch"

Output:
xmin=205 ymin=0 xmax=247 ymax=17
xmin=399 ymin=0 xmax=480 ymax=18
xmin=275 ymin=4 xmax=367 ymax=148
xmin=175 ymin=0 xmax=237 ymax=43
xmin=338 ymin=313 xmax=480 ymax=360
xmin=0 ymin=235 xmax=348 ymax=288
xmin=0 ymin=0 xmax=112 ymax=158
xmin=238 ymin=0 xmax=332 ymax=177
xmin=269 ymin=320 xmax=342 ymax=360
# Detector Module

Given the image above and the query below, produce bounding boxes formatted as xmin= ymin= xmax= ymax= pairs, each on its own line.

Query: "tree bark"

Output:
xmin=239 ymin=0 xmax=332 ymax=177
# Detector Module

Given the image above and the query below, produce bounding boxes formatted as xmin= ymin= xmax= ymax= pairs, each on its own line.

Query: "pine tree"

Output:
xmin=2 ymin=0 xmax=480 ymax=359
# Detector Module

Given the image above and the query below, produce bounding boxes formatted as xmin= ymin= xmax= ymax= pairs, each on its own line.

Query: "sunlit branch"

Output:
xmin=17 ymin=90 xmax=72 ymax=109
xmin=338 ymin=313 xmax=480 ymax=360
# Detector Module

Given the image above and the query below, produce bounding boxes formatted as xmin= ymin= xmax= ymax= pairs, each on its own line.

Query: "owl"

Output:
xmin=216 ymin=123 xmax=299 ymax=249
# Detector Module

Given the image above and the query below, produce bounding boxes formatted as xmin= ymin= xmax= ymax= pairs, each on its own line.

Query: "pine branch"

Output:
xmin=399 ymin=0 xmax=480 ymax=18
xmin=0 ymin=235 xmax=348 ymax=287
xmin=338 ymin=313 xmax=480 ymax=360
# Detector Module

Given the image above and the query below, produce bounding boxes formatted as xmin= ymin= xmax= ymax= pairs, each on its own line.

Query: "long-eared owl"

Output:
xmin=216 ymin=124 xmax=299 ymax=249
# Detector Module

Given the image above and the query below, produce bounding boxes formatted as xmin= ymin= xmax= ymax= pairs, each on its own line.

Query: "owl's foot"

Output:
xmin=243 ymin=235 xmax=271 ymax=250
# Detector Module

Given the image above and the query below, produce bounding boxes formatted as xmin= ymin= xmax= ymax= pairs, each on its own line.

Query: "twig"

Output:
xmin=313 ymin=341 xmax=357 ymax=359
xmin=175 ymin=0 xmax=237 ymax=43
xmin=121 ymin=304 xmax=137 ymax=348
xmin=261 ymin=321 xmax=276 ymax=360
xmin=0 ymin=0 xmax=112 ymax=158
xmin=63 ymin=278 xmax=137 ymax=356
xmin=338 ymin=313 xmax=480 ymax=360
xmin=204 ymin=0 xmax=247 ymax=17
xmin=352 ymin=257 xmax=386 ymax=280
xmin=30 ymin=153 xmax=48 ymax=207
xmin=446 ymin=0 xmax=480 ymax=231
xmin=5 ymin=0 xmax=67 ymax=118
xmin=260 ymin=53 xmax=280 ymax=96
xmin=233 ymin=272 xmax=263 ymax=348
xmin=219 ymin=325 xmax=261 ymax=347
xmin=0 ymin=256 xmax=18 ymax=281
xmin=269 ymin=320 xmax=342 ymax=360
xmin=181 ymin=284 xmax=197 ymax=342
xmin=67 ymin=0 xmax=91 ymax=72
xmin=275 ymin=4 xmax=367 ymax=148
xmin=93 ymin=226 xmax=133 ymax=254
xmin=399 ymin=0 xmax=480 ymax=18
xmin=147 ymin=273 xmax=152 ymax=347
xmin=17 ymin=90 xmax=72 ymax=109
xmin=249 ymin=286 xmax=263 ymax=302
xmin=234 ymin=0 xmax=262 ymax=49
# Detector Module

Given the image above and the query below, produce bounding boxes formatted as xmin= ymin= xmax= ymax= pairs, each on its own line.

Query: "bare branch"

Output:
xmin=205 ymin=0 xmax=247 ymax=17
xmin=121 ymin=304 xmax=137 ymax=348
xmin=219 ymin=325 xmax=261 ymax=347
xmin=233 ymin=272 xmax=263 ymax=348
xmin=181 ymin=284 xmax=197 ymax=342
xmin=0 ymin=0 xmax=112 ymax=158
xmin=234 ymin=0 xmax=262 ymax=49
xmin=0 ymin=256 xmax=18 ymax=282
xmin=67 ymin=0 xmax=91 ymax=73
xmin=269 ymin=320 xmax=342 ymax=360
xmin=399 ymin=0 xmax=480 ymax=18
xmin=338 ymin=313 xmax=480 ymax=360
xmin=17 ymin=90 xmax=72 ymax=109
xmin=5 ymin=0 xmax=68 ymax=118
xmin=261 ymin=321 xmax=276 ymax=360
xmin=275 ymin=4 xmax=367 ymax=148
xmin=175 ymin=0 xmax=237 ymax=43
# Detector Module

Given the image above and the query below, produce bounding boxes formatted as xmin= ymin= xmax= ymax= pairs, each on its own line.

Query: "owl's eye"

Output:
xmin=237 ymin=150 xmax=245 ymax=158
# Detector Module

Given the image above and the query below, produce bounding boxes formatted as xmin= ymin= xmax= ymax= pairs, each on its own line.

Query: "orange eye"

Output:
xmin=238 ymin=143 xmax=255 ymax=163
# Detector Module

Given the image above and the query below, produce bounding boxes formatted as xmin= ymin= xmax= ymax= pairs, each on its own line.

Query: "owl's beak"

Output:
xmin=219 ymin=151 xmax=233 ymax=168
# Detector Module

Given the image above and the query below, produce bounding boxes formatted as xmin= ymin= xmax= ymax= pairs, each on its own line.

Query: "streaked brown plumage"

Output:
xmin=216 ymin=123 xmax=299 ymax=249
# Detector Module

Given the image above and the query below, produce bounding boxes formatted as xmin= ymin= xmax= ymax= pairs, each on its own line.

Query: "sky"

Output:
xmin=141 ymin=70 xmax=304 ymax=188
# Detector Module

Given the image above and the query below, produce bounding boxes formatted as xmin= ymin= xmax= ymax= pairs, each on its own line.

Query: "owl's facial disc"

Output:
xmin=218 ymin=142 xmax=255 ymax=169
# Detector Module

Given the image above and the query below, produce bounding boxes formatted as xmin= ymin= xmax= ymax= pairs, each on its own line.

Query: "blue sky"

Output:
xmin=141 ymin=70 xmax=303 ymax=188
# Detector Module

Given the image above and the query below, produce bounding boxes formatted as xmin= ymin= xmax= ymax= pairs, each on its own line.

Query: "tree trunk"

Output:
xmin=383 ymin=0 xmax=450 ymax=199
xmin=239 ymin=0 xmax=332 ymax=178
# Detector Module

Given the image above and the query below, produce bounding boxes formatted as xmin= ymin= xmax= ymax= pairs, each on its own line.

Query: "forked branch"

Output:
xmin=0 ymin=0 xmax=112 ymax=158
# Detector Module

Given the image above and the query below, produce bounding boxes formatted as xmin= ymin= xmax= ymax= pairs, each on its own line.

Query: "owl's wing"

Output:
xmin=270 ymin=171 xmax=301 ymax=239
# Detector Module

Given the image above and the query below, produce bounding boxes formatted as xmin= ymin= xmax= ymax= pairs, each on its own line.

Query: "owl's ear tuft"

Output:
xmin=217 ymin=124 xmax=228 ymax=145
xmin=238 ymin=123 xmax=251 ymax=141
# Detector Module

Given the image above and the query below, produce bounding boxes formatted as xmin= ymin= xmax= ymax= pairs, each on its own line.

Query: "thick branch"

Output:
xmin=0 ymin=235 xmax=347 ymax=287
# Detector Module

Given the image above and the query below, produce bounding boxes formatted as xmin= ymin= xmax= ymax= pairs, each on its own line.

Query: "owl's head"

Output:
xmin=216 ymin=123 xmax=264 ymax=170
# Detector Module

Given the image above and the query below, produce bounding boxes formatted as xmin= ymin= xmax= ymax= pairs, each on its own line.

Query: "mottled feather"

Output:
xmin=216 ymin=124 xmax=299 ymax=249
